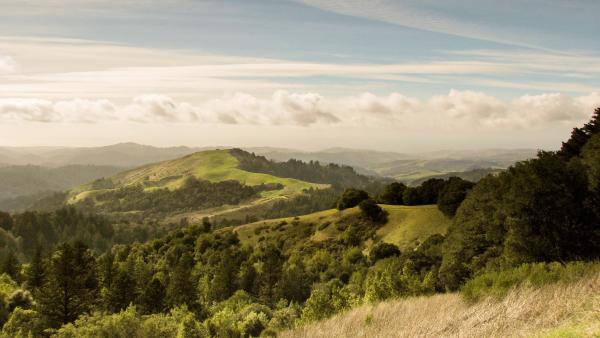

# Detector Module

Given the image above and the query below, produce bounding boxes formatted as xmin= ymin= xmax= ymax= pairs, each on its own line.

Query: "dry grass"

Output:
xmin=281 ymin=272 xmax=600 ymax=338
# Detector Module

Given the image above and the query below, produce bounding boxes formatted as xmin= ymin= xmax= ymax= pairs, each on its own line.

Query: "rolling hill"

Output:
xmin=228 ymin=204 xmax=452 ymax=252
xmin=66 ymin=149 xmax=330 ymax=221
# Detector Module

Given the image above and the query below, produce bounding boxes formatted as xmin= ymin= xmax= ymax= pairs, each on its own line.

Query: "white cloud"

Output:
xmin=0 ymin=55 xmax=17 ymax=73
xmin=1 ymin=91 xmax=598 ymax=130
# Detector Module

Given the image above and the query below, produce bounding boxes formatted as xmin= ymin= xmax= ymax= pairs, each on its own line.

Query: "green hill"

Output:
xmin=229 ymin=204 xmax=451 ymax=252
xmin=67 ymin=149 xmax=327 ymax=220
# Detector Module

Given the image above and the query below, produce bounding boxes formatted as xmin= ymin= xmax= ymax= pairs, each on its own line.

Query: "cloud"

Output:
xmin=1 ymin=91 xmax=599 ymax=131
xmin=295 ymin=0 xmax=599 ymax=52
xmin=0 ymin=55 xmax=17 ymax=73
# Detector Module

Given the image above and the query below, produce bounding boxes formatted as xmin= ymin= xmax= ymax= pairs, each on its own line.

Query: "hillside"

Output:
xmin=282 ymin=270 xmax=600 ymax=338
xmin=67 ymin=149 xmax=329 ymax=220
xmin=229 ymin=204 xmax=451 ymax=252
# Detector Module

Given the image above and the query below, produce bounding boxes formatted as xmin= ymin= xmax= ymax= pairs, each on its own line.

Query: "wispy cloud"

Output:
xmin=295 ymin=0 xmax=598 ymax=52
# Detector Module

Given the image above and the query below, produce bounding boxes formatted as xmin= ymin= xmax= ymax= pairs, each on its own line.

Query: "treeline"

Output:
xmin=77 ymin=177 xmax=274 ymax=215
xmin=438 ymin=109 xmax=600 ymax=290
xmin=336 ymin=176 xmax=475 ymax=217
xmin=0 ymin=207 xmax=158 ymax=263
xmin=231 ymin=148 xmax=374 ymax=188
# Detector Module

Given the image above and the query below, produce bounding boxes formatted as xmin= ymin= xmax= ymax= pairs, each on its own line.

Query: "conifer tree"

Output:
xmin=25 ymin=245 xmax=44 ymax=290
xmin=36 ymin=242 xmax=98 ymax=328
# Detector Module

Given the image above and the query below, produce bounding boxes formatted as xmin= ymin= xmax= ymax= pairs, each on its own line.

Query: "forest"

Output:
xmin=0 ymin=110 xmax=597 ymax=337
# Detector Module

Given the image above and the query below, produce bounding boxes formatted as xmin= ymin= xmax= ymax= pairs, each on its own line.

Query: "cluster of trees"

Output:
xmin=80 ymin=177 xmax=270 ymax=215
xmin=0 ymin=207 xmax=161 ymax=273
xmin=439 ymin=109 xmax=600 ymax=290
xmin=231 ymin=149 xmax=374 ymax=188
xmin=0 ymin=206 xmax=435 ymax=337
xmin=337 ymin=176 xmax=475 ymax=217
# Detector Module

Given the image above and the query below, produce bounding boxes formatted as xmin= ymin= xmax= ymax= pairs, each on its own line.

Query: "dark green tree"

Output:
xmin=437 ymin=177 xmax=475 ymax=217
xmin=166 ymin=252 xmax=196 ymax=309
xmin=377 ymin=182 xmax=406 ymax=205
xmin=137 ymin=277 xmax=166 ymax=314
xmin=105 ymin=268 xmax=136 ymax=313
xmin=369 ymin=242 xmax=401 ymax=263
xmin=36 ymin=242 xmax=98 ymax=328
xmin=359 ymin=198 xmax=387 ymax=223
xmin=1 ymin=251 xmax=20 ymax=282
xmin=25 ymin=245 xmax=44 ymax=290
xmin=336 ymin=188 xmax=369 ymax=210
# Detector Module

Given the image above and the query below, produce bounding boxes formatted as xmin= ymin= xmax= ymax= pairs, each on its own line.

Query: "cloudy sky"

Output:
xmin=1 ymin=0 xmax=599 ymax=151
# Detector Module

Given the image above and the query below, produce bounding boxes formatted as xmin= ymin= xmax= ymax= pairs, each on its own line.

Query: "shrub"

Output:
xmin=337 ymin=189 xmax=369 ymax=210
xmin=461 ymin=261 xmax=600 ymax=303
xmin=369 ymin=242 xmax=401 ymax=263
xmin=358 ymin=199 xmax=387 ymax=223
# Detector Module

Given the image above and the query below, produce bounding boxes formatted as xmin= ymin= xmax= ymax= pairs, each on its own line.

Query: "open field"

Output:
xmin=282 ymin=270 xmax=600 ymax=338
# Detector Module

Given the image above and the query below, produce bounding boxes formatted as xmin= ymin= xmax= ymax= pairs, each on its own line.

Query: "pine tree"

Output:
xmin=106 ymin=268 xmax=136 ymax=313
xmin=137 ymin=277 xmax=166 ymax=314
xmin=25 ymin=245 xmax=44 ymax=290
xmin=1 ymin=251 xmax=20 ymax=282
xmin=166 ymin=253 xmax=196 ymax=309
xmin=36 ymin=242 xmax=98 ymax=328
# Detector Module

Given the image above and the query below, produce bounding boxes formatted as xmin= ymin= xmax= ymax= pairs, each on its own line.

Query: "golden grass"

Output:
xmin=281 ymin=272 xmax=600 ymax=338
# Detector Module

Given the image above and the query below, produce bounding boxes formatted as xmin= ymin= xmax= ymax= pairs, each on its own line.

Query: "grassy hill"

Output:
xmin=229 ymin=204 xmax=451 ymax=251
xmin=67 ymin=149 xmax=326 ymax=220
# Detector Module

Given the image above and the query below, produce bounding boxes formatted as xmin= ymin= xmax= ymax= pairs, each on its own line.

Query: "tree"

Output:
xmin=559 ymin=107 xmax=600 ymax=159
xmin=0 ymin=212 xmax=13 ymax=231
xmin=2 ymin=251 xmax=20 ymax=282
xmin=106 ymin=268 xmax=136 ymax=313
xmin=437 ymin=177 xmax=475 ymax=217
xmin=336 ymin=188 xmax=369 ymax=210
xmin=358 ymin=198 xmax=387 ymax=223
xmin=369 ymin=242 xmax=401 ymax=263
xmin=36 ymin=242 xmax=98 ymax=328
xmin=137 ymin=278 xmax=166 ymax=314
xmin=25 ymin=245 xmax=44 ymax=290
xmin=377 ymin=182 xmax=406 ymax=205
xmin=166 ymin=253 xmax=196 ymax=309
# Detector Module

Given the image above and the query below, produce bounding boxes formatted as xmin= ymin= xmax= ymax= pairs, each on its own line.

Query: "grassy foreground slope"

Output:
xmin=230 ymin=204 xmax=451 ymax=251
xmin=67 ymin=149 xmax=324 ymax=210
xmin=282 ymin=271 xmax=600 ymax=338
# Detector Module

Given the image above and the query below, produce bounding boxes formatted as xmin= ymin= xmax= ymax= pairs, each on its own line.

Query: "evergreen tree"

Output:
xmin=1 ymin=251 xmax=20 ymax=282
xmin=166 ymin=253 xmax=196 ymax=309
xmin=25 ymin=245 xmax=44 ymax=290
xmin=36 ymin=242 xmax=98 ymax=328
xmin=137 ymin=277 xmax=166 ymax=314
xmin=106 ymin=268 xmax=136 ymax=313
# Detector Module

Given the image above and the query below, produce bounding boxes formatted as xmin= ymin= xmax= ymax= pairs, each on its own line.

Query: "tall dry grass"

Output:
xmin=281 ymin=272 xmax=600 ymax=338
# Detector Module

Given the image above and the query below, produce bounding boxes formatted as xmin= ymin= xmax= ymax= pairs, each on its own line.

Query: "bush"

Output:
xmin=358 ymin=199 xmax=387 ymax=223
xmin=337 ymin=189 xmax=369 ymax=210
xmin=461 ymin=261 xmax=600 ymax=303
xmin=369 ymin=243 xmax=401 ymax=263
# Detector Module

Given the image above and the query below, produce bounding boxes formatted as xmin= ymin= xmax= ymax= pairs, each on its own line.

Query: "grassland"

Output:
xmin=282 ymin=269 xmax=600 ymax=338
xmin=229 ymin=204 xmax=451 ymax=251
xmin=67 ymin=150 xmax=325 ymax=218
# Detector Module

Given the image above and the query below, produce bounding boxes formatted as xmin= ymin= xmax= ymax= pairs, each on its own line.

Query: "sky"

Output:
xmin=0 ymin=0 xmax=599 ymax=152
